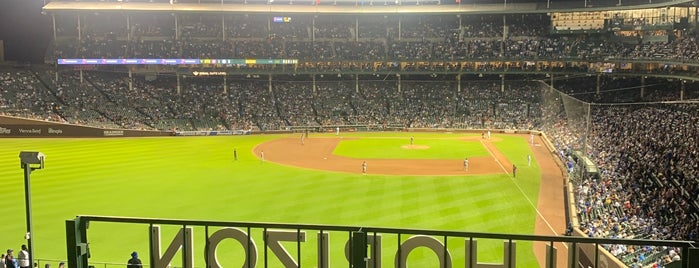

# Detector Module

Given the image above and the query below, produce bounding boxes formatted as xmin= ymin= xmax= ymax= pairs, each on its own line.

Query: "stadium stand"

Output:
xmin=3 ymin=3 xmax=699 ymax=267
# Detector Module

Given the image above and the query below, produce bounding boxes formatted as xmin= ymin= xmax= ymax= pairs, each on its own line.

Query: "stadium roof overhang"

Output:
xmin=42 ymin=0 xmax=694 ymax=15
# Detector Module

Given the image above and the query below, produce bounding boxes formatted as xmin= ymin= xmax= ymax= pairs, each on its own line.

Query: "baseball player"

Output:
xmin=362 ymin=161 xmax=367 ymax=175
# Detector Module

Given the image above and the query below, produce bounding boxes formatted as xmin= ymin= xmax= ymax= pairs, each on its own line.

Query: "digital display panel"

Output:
xmin=57 ymin=59 xmax=298 ymax=65
xmin=272 ymin=16 xmax=291 ymax=23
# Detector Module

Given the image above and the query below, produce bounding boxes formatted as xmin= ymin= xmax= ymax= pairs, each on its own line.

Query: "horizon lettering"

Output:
xmin=149 ymin=226 xmax=521 ymax=268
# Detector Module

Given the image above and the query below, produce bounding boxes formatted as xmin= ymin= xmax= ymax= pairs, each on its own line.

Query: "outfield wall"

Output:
xmin=0 ymin=116 xmax=173 ymax=137
xmin=0 ymin=118 xmax=414 ymax=138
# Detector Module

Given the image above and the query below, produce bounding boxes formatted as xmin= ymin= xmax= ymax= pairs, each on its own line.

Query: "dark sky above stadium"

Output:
xmin=0 ymin=0 xmax=51 ymax=63
xmin=0 ymin=0 xmax=662 ymax=63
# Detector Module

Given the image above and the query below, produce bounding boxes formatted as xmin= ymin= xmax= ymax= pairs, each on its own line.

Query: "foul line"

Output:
xmin=479 ymin=140 xmax=568 ymax=250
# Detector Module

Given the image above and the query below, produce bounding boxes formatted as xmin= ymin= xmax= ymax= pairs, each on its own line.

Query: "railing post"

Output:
xmin=351 ymin=231 xmax=367 ymax=268
xmin=685 ymin=247 xmax=699 ymax=268
xmin=546 ymin=243 xmax=556 ymax=268
xmin=567 ymin=242 xmax=578 ymax=268
xmin=66 ymin=217 xmax=89 ymax=268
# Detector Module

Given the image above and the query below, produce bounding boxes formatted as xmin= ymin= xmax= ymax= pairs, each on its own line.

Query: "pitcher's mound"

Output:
xmin=402 ymin=145 xmax=430 ymax=150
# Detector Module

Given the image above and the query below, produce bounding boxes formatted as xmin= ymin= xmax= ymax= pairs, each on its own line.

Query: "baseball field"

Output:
xmin=0 ymin=132 xmax=566 ymax=267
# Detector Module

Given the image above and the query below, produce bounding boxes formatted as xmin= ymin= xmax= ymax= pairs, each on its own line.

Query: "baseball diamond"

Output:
xmin=253 ymin=136 xmax=512 ymax=176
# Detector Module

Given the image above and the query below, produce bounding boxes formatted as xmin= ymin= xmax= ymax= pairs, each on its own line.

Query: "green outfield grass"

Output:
xmin=0 ymin=132 xmax=541 ymax=267
xmin=333 ymin=135 xmax=489 ymax=159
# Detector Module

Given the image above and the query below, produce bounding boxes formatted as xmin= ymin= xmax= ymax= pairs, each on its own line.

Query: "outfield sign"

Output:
xmin=150 ymin=225 xmax=515 ymax=268
xmin=0 ymin=117 xmax=173 ymax=137
xmin=175 ymin=130 xmax=251 ymax=136
xmin=0 ymin=124 xmax=169 ymax=137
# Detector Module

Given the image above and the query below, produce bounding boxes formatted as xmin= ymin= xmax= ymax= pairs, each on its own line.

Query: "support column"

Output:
xmin=312 ymin=17 xmax=316 ymax=41
xmin=641 ymin=76 xmax=646 ymax=98
xmin=175 ymin=15 xmax=179 ymax=40
xmin=681 ymin=80 xmax=686 ymax=100
xmin=52 ymin=15 xmax=57 ymax=41
xmin=313 ymin=75 xmax=317 ymax=93
xmin=77 ymin=15 xmax=82 ymax=41
xmin=79 ymin=70 xmax=84 ymax=84
xmin=398 ymin=17 xmax=402 ymax=41
xmin=584 ymin=102 xmax=591 ymax=157
xmin=596 ymin=74 xmax=601 ymax=96
xmin=501 ymin=74 xmax=505 ymax=92
xmin=397 ymin=74 xmax=401 ymax=93
xmin=355 ymin=75 xmax=359 ymax=93
xmin=222 ymin=16 xmax=226 ymax=41
xmin=128 ymin=70 xmax=133 ymax=91
xmin=177 ymin=75 xmax=181 ymax=95
xmin=457 ymin=74 xmax=461 ymax=94
xmin=268 ymin=16 xmax=272 ymax=39
xmin=127 ymin=14 xmax=131 ymax=42
xmin=549 ymin=73 xmax=554 ymax=89
xmin=355 ymin=18 xmax=359 ymax=42
xmin=223 ymin=76 xmax=228 ymax=94
xmin=502 ymin=15 xmax=507 ymax=41
xmin=268 ymin=74 xmax=273 ymax=93
xmin=500 ymin=16 xmax=506 ymax=74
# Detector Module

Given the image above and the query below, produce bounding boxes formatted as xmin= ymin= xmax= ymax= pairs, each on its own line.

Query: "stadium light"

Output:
xmin=19 ymin=151 xmax=45 ymax=268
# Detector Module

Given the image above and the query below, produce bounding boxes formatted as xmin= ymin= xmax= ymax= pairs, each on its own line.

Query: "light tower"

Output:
xmin=19 ymin=151 xmax=45 ymax=268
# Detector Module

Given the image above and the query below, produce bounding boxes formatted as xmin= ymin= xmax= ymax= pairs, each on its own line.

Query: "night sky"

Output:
xmin=0 ymin=0 xmax=51 ymax=63
xmin=0 ymin=0 xmax=637 ymax=63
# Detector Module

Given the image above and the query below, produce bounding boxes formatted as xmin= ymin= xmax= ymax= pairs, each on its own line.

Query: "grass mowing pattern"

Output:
xmin=0 ymin=133 xmax=540 ymax=267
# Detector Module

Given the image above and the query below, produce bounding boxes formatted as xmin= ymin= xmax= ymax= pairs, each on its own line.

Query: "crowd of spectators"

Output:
xmin=0 ymin=69 xmax=543 ymax=132
xmin=0 ymin=70 xmax=62 ymax=122
xmin=49 ymin=13 xmax=699 ymax=66
xmin=540 ymin=76 xmax=699 ymax=267
xmin=584 ymin=104 xmax=697 ymax=267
